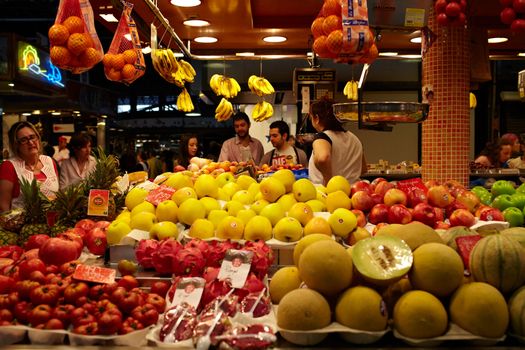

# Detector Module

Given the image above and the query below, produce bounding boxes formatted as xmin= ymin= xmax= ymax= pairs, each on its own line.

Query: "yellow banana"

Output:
xmin=184 ymin=89 xmax=194 ymax=112
xmin=469 ymin=92 xmax=477 ymax=109
xmin=179 ymin=59 xmax=196 ymax=82
xmin=248 ymin=75 xmax=258 ymax=93
xmin=230 ymin=77 xmax=241 ymax=98
xmin=343 ymin=81 xmax=352 ymax=100
xmin=210 ymin=74 xmax=222 ymax=95
xmin=261 ymin=77 xmax=274 ymax=94
xmin=352 ymin=81 xmax=358 ymax=101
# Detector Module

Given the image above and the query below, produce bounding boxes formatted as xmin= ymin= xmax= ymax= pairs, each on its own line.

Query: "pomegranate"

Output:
xmin=39 ymin=237 xmax=81 ymax=266
xmin=84 ymin=228 xmax=107 ymax=255
xmin=24 ymin=234 xmax=50 ymax=250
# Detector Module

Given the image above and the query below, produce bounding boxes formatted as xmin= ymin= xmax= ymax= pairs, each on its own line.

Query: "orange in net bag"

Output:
xmin=103 ymin=1 xmax=145 ymax=84
xmin=48 ymin=0 xmax=104 ymax=74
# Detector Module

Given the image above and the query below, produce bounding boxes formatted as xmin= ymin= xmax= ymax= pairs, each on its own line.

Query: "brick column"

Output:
xmin=421 ymin=8 xmax=470 ymax=186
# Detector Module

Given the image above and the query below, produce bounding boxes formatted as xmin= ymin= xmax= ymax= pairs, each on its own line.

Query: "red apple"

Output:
xmin=370 ymin=177 xmax=387 ymax=192
xmin=150 ymin=280 xmax=171 ymax=298
xmin=434 ymin=221 xmax=451 ymax=230
xmin=351 ymin=209 xmax=367 ymax=227
xmin=424 ymin=180 xmax=440 ymax=188
xmin=407 ymin=188 xmax=428 ymax=208
xmin=449 ymin=209 xmax=476 ymax=227
xmin=383 ymin=188 xmax=408 ymax=207
xmin=445 ymin=200 xmax=468 ymax=218
xmin=368 ymin=203 xmax=389 ymax=225
xmin=434 ymin=207 xmax=445 ymax=222
xmin=372 ymin=222 xmax=389 ymax=236
xmin=374 ymin=181 xmax=395 ymax=197
xmin=351 ymin=191 xmax=375 ymax=212
xmin=455 ymin=190 xmax=481 ymax=213
xmin=427 ymin=185 xmax=454 ymax=208
xmin=75 ymin=219 xmax=96 ymax=232
xmin=478 ymin=207 xmax=505 ymax=222
xmin=351 ymin=180 xmax=372 ymax=196
xmin=371 ymin=193 xmax=383 ymax=205
xmin=412 ymin=203 xmax=438 ymax=227
xmin=388 ymin=204 xmax=412 ymax=224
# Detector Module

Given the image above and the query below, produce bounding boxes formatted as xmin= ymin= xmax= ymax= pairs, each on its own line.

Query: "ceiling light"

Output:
xmin=263 ymin=36 xmax=287 ymax=43
xmin=124 ymin=33 xmax=132 ymax=41
xmin=99 ymin=13 xmax=118 ymax=23
xmin=236 ymin=52 xmax=255 ymax=57
xmin=22 ymin=113 xmax=31 ymax=116
xmin=399 ymin=54 xmax=422 ymax=59
xmin=379 ymin=52 xmax=398 ymax=56
xmin=51 ymin=112 xmax=61 ymax=116
xmin=183 ymin=19 xmax=210 ymax=27
xmin=194 ymin=36 xmax=218 ymax=43
xmin=488 ymin=37 xmax=508 ymax=44
xmin=410 ymin=37 xmax=421 ymax=44
xmin=170 ymin=0 xmax=201 ymax=7
xmin=185 ymin=112 xmax=201 ymax=116
xmin=8 ymin=83 xmax=14 ymax=87
xmin=518 ymin=53 xmax=525 ymax=57
xmin=32 ymin=110 xmax=41 ymax=115
xmin=73 ymin=110 xmax=80 ymax=113
xmin=142 ymin=46 xmax=152 ymax=54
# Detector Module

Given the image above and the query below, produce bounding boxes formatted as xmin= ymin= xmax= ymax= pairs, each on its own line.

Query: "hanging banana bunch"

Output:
xmin=343 ymin=80 xmax=359 ymax=101
xmin=209 ymin=74 xmax=241 ymax=99
xmin=151 ymin=49 xmax=197 ymax=87
xmin=178 ymin=59 xmax=197 ymax=83
xmin=252 ymin=101 xmax=274 ymax=122
xmin=248 ymin=75 xmax=275 ymax=96
xmin=177 ymin=88 xmax=194 ymax=113
xmin=469 ymin=92 xmax=477 ymax=109
xmin=215 ymin=97 xmax=234 ymax=122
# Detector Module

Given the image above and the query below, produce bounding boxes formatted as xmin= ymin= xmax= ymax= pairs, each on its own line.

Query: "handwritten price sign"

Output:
xmin=73 ymin=264 xmax=116 ymax=284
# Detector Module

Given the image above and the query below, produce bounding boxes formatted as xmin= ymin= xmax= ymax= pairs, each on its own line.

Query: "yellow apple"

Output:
xmin=150 ymin=221 xmax=179 ymax=240
xmin=125 ymin=187 xmax=148 ymax=211
xmin=288 ymin=202 xmax=314 ymax=226
xmin=194 ymin=174 xmax=219 ymax=198
xmin=165 ymin=172 xmax=193 ymax=190
xmin=199 ymin=197 xmax=221 ymax=215
xmin=236 ymin=174 xmax=257 ymax=190
xmin=306 ymin=199 xmax=326 ymax=212
xmin=326 ymin=190 xmax=352 ymax=213
xmin=326 ymin=175 xmax=351 ymax=195
xmin=130 ymin=201 xmax=155 ymax=217
xmin=244 ymin=215 xmax=273 ymax=241
xmin=155 ymin=200 xmax=178 ymax=223
xmin=292 ymin=178 xmax=317 ymax=202
xmin=231 ymin=190 xmax=255 ymax=205
xmin=250 ymin=199 xmax=269 ymax=214
xmin=172 ymin=186 xmax=198 ymax=206
xmin=328 ymin=208 xmax=357 ymax=239
xmin=259 ymin=202 xmax=285 ymax=227
xmin=272 ymin=169 xmax=296 ymax=193
xmin=207 ymin=209 xmax=229 ymax=229
xmin=130 ymin=211 xmax=158 ymax=231
xmin=259 ymin=177 xmax=286 ymax=203
xmin=178 ymin=198 xmax=206 ymax=226
xmin=215 ymin=172 xmax=235 ymax=188
xmin=216 ymin=216 xmax=244 ymax=240
xmin=188 ymin=218 xmax=215 ymax=239
xmin=273 ymin=217 xmax=303 ymax=242
xmin=224 ymin=200 xmax=245 ymax=216
xmin=106 ymin=220 xmax=132 ymax=245
xmin=236 ymin=208 xmax=257 ymax=224
xmin=222 ymin=182 xmax=241 ymax=199
xmin=303 ymin=216 xmax=332 ymax=236
xmin=276 ymin=193 xmax=297 ymax=212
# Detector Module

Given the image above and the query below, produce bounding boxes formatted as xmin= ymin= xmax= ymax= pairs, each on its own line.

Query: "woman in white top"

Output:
xmin=59 ymin=132 xmax=96 ymax=189
xmin=308 ymin=97 xmax=367 ymax=185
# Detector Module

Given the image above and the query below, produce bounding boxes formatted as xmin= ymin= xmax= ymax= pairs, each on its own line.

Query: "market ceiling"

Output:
xmin=84 ymin=0 xmax=525 ymax=60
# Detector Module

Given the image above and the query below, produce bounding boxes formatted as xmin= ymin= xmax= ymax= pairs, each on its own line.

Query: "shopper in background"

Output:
xmin=474 ymin=138 xmax=513 ymax=168
xmin=501 ymin=133 xmax=522 ymax=158
xmin=308 ymin=97 xmax=366 ymax=185
xmin=59 ymin=132 xmax=96 ymax=188
xmin=506 ymin=136 xmax=525 ymax=169
xmin=53 ymin=135 xmax=70 ymax=166
xmin=260 ymin=120 xmax=308 ymax=168
xmin=147 ymin=150 xmax=163 ymax=179
xmin=175 ymin=134 xmax=199 ymax=169
xmin=0 ymin=121 xmax=59 ymax=211
xmin=135 ymin=150 xmax=149 ymax=172
xmin=218 ymin=112 xmax=264 ymax=165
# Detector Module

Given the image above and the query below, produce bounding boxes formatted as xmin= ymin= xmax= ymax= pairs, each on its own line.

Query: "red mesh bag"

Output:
xmin=48 ymin=0 xmax=103 ymax=73
xmin=103 ymin=1 xmax=145 ymax=84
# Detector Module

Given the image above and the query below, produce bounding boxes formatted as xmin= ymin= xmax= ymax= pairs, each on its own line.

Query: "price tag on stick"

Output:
xmin=217 ymin=249 xmax=253 ymax=289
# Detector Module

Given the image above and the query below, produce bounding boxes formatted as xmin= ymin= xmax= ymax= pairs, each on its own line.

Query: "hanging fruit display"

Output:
xmin=499 ymin=0 xmax=525 ymax=31
xmin=434 ymin=0 xmax=467 ymax=26
xmin=310 ymin=0 xmax=377 ymax=64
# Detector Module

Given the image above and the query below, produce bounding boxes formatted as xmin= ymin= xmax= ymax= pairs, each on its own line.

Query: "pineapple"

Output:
xmin=83 ymin=147 xmax=121 ymax=220
xmin=18 ymin=178 xmax=51 ymax=245
xmin=0 ymin=228 xmax=18 ymax=246
xmin=51 ymin=182 xmax=87 ymax=235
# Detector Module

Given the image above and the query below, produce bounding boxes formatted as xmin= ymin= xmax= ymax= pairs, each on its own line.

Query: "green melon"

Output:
xmin=441 ymin=226 xmax=478 ymax=252
xmin=470 ymin=234 xmax=525 ymax=294
xmin=509 ymin=286 xmax=525 ymax=337
xmin=500 ymin=227 xmax=525 ymax=249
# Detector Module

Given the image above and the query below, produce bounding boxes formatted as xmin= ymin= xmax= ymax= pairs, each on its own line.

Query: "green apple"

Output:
xmin=479 ymin=192 xmax=492 ymax=205
xmin=517 ymin=183 xmax=525 ymax=194
xmin=511 ymin=192 xmax=525 ymax=210
xmin=149 ymin=221 xmax=179 ymax=240
xmin=471 ymin=185 xmax=489 ymax=199
xmin=491 ymin=194 xmax=515 ymax=211
xmin=491 ymin=180 xmax=515 ymax=197
xmin=503 ymin=207 xmax=524 ymax=227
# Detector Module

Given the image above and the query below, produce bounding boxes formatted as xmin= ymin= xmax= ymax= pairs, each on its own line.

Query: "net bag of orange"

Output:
xmin=102 ymin=1 xmax=145 ymax=84
xmin=48 ymin=0 xmax=104 ymax=74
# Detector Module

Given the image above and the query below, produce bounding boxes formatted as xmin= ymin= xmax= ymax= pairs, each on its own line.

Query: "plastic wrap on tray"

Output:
xmin=159 ymin=302 xmax=198 ymax=343
xmin=216 ymin=324 xmax=276 ymax=350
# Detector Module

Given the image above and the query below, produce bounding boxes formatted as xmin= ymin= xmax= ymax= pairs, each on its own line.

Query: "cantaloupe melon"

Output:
xmin=469 ymin=234 xmax=525 ymax=294
xmin=509 ymin=286 xmax=525 ymax=337
xmin=501 ymin=227 xmax=525 ymax=248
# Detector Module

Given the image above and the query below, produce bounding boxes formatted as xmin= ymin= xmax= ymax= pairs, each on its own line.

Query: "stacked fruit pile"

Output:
xmin=471 ymin=180 xmax=525 ymax=227
xmin=270 ymin=221 xmax=525 ymax=345
xmin=500 ymin=0 xmax=525 ymax=31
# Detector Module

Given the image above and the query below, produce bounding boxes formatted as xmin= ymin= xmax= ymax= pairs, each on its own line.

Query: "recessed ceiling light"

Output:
xmin=8 ymin=83 xmax=14 ymax=87
xmin=379 ymin=52 xmax=398 ymax=56
xmin=51 ymin=112 xmax=61 ymax=116
xmin=73 ymin=110 xmax=80 ymax=113
xmin=170 ymin=0 xmax=201 ymax=7
xmin=399 ymin=54 xmax=422 ymax=59
xmin=236 ymin=52 xmax=255 ymax=57
xmin=32 ymin=110 xmax=41 ymax=115
xmin=194 ymin=36 xmax=218 ymax=43
xmin=99 ymin=14 xmax=118 ymax=23
xmin=183 ymin=19 xmax=210 ymax=27
xmin=518 ymin=52 xmax=525 ymax=57
xmin=488 ymin=37 xmax=508 ymax=44
xmin=185 ymin=112 xmax=201 ymax=116
xmin=263 ymin=36 xmax=287 ymax=43
xmin=22 ymin=113 xmax=31 ymax=116
xmin=410 ymin=37 xmax=421 ymax=44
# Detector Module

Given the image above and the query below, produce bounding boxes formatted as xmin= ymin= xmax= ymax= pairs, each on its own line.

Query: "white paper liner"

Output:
xmin=470 ymin=220 xmax=509 ymax=231
xmin=393 ymin=323 xmax=506 ymax=347
xmin=273 ymin=305 xmax=388 ymax=345
xmin=0 ymin=325 xmax=27 ymax=345
xmin=180 ymin=230 xmax=297 ymax=248
xmin=28 ymin=328 xmax=68 ymax=345
xmin=68 ymin=326 xmax=152 ymax=346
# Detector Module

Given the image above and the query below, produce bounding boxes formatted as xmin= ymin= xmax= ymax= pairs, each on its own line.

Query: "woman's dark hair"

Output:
xmin=310 ymin=97 xmax=344 ymax=131
xmin=178 ymin=134 xmax=199 ymax=168
xmin=479 ymin=138 xmax=513 ymax=167
xmin=8 ymin=121 xmax=41 ymax=158
xmin=68 ymin=132 xmax=92 ymax=158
